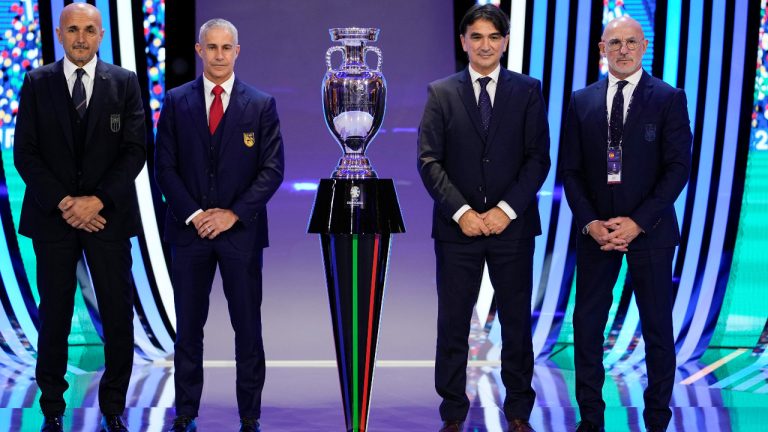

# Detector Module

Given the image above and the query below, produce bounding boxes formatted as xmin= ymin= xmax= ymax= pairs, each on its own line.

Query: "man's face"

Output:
xmin=196 ymin=27 xmax=239 ymax=85
xmin=460 ymin=19 xmax=509 ymax=76
xmin=600 ymin=21 xmax=648 ymax=79
xmin=56 ymin=7 xmax=104 ymax=67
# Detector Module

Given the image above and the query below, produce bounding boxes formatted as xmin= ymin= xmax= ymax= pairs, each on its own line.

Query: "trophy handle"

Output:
xmin=364 ymin=46 xmax=382 ymax=72
xmin=326 ymin=46 xmax=346 ymax=70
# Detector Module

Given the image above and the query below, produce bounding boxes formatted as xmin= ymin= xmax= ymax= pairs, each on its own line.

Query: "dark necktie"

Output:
xmin=73 ymin=68 xmax=87 ymax=118
xmin=609 ymin=80 xmax=629 ymax=146
xmin=209 ymin=85 xmax=224 ymax=134
xmin=478 ymin=76 xmax=492 ymax=138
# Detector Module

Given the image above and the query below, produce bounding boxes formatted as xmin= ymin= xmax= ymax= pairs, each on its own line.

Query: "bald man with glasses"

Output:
xmin=560 ymin=16 xmax=692 ymax=432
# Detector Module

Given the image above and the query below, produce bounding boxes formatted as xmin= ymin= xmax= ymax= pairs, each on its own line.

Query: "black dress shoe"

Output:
xmin=101 ymin=415 xmax=128 ymax=432
xmin=40 ymin=416 xmax=63 ymax=432
xmin=575 ymin=421 xmax=605 ymax=432
xmin=240 ymin=417 xmax=261 ymax=432
xmin=439 ymin=420 xmax=464 ymax=432
xmin=508 ymin=418 xmax=535 ymax=432
xmin=168 ymin=416 xmax=197 ymax=432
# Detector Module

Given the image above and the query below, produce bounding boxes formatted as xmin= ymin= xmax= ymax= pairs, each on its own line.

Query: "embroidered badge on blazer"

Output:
xmin=644 ymin=123 xmax=656 ymax=141
xmin=110 ymin=114 xmax=121 ymax=132
xmin=243 ymin=132 xmax=255 ymax=147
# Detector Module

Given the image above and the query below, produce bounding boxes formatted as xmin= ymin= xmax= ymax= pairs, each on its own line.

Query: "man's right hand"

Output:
xmin=191 ymin=211 xmax=207 ymax=231
xmin=588 ymin=219 xmax=630 ymax=252
xmin=588 ymin=221 xmax=610 ymax=247
xmin=458 ymin=210 xmax=491 ymax=237
xmin=81 ymin=214 xmax=107 ymax=233
xmin=58 ymin=195 xmax=75 ymax=212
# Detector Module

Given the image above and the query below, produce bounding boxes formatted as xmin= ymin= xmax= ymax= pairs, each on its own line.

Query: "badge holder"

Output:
xmin=608 ymin=146 xmax=622 ymax=185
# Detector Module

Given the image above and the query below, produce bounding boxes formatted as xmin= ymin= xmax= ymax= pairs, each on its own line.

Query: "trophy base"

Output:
xmin=332 ymin=155 xmax=377 ymax=179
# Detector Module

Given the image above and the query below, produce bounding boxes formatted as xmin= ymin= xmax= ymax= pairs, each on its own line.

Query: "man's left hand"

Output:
xmin=62 ymin=196 xmax=104 ymax=229
xmin=479 ymin=207 xmax=512 ymax=235
xmin=197 ymin=208 xmax=239 ymax=239
xmin=600 ymin=216 xmax=642 ymax=252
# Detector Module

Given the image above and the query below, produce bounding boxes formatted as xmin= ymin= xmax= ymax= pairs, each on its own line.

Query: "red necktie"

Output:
xmin=209 ymin=85 xmax=224 ymax=134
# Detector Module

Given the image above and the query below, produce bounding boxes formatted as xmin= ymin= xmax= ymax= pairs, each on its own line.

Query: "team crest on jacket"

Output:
xmin=243 ymin=132 xmax=255 ymax=147
xmin=644 ymin=124 xmax=656 ymax=141
xmin=110 ymin=114 xmax=121 ymax=132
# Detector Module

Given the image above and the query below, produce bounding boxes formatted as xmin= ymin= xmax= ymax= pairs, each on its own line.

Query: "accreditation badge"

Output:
xmin=607 ymin=146 xmax=622 ymax=184
xmin=243 ymin=132 xmax=255 ymax=147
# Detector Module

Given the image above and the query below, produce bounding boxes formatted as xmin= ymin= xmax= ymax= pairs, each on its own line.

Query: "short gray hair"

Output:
xmin=198 ymin=18 xmax=238 ymax=44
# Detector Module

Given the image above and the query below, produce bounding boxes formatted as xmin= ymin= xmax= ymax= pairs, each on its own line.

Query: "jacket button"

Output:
xmin=478 ymin=186 xmax=484 ymax=192
xmin=483 ymin=158 xmax=490 ymax=163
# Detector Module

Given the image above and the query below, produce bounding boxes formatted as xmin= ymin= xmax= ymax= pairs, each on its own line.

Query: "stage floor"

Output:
xmin=0 ymin=346 xmax=766 ymax=431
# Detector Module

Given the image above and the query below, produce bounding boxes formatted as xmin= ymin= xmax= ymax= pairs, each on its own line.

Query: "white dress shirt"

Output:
xmin=452 ymin=64 xmax=518 ymax=224
xmin=606 ymin=68 xmax=643 ymax=128
xmin=202 ymin=73 xmax=235 ymax=122
xmin=63 ymin=55 xmax=97 ymax=105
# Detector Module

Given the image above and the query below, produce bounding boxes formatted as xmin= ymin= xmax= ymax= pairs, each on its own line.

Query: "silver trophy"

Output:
xmin=323 ymin=28 xmax=386 ymax=178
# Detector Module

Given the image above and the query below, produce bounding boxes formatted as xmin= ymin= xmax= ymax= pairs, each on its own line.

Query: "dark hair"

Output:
xmin=459 ymin=4 xmax=510 ymax=36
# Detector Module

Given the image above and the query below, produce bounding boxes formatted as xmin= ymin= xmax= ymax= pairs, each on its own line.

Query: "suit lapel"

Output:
xmin=185 ymin=77 xmax=210 ymax=146
xmin=485 ymin=69 xmax=513 ymax=153
xmin=84 ymin=60 xmax=108 ymax=148
xmin=623 ymin=71 xmax=653 ymax=142
xmin=219 ymin=79 xmax=249 ymax=155
xmin=49 ymin=60 xmax=75 ymax=155
xmin=593 ymin=79 xmax=609 ymax=147
xmin=457 ymin=69 xmax=485 ymax=143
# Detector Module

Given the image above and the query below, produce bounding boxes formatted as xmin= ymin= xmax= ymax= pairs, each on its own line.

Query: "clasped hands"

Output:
xmin=458 ymin=207 xmax=511 ymax=237
xmin=589 ymin=216 xmax=642 ymax=252
xmin=59 ymin=195 xmax=105 ymax=232
xmin=192 ymin=208 xmax=239 ymax=239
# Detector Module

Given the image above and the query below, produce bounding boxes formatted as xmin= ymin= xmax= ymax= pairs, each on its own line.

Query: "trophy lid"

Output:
xmin=329 ymin=27 xmax=379 ymax=42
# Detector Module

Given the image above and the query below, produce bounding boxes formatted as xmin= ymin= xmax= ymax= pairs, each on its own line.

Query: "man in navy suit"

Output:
xmin=561 ymin=16 xmax=691 ymax=432
xmin=155 ymin=18 xmax=284 ymax=432
xmin=14 ymin=3 xmax=145 ymax=431
xmin=417 ymin=5 xmax=550 ymax=432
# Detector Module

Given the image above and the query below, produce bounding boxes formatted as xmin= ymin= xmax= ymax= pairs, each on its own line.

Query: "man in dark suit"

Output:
xmin=560 ymin=16 xmax=691 ymax=432
xmin=417 ymin=5 xmax=550 ymax=432
xmin=155 ymin=18 xmax=284 ymax=432
xmin=13 ymin=3 xmax=145 ymax=432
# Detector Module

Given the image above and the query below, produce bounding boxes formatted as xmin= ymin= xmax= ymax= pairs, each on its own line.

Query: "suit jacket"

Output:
xmin=561 ymin=70 xmax=692 ymax=250
xmin=418 ymin=67 xmax=551 ymax=243
xmin=155 ymin=76 xmax=284 ymax=250
xmin=14 ymin=59 xmax=146 ymax=241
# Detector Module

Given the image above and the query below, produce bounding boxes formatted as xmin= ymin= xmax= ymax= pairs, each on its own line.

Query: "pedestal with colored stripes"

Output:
xmin=309 ymin=179 xmax=404 ymax=432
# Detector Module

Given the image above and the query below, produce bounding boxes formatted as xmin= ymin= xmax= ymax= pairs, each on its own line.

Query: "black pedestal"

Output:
xmin=308 ymin=179 xmax=404 ymax=431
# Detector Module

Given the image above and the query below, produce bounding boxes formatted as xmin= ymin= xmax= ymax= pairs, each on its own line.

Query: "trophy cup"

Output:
xmin=323 ymin=27 xmax=385 ymax=178
xmin=308 ymin=28 xmax=405 ymax=432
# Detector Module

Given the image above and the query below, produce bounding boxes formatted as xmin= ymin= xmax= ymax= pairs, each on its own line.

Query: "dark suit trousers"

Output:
xmin=171 ymin=236 xmax=265 ymax=419
xmin=33 ymin=233 xmax=134 ymax=416
xmin=434 ymin=237 xmax=536 ymax=422
xmin=573 ymin=246 xmax=675 ymax=428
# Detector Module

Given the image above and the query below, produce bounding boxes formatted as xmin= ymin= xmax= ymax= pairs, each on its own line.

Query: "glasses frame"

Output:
xmin=601 ymin=38 xmax=645 ymax=52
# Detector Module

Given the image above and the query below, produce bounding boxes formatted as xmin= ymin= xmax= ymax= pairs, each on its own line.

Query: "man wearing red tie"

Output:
xmin=155 ymin=18 xmax=284 ymax=432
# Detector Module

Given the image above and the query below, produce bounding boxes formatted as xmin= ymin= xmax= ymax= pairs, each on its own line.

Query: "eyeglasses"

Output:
xmin=602 ymin=38 xmax=644 ymax=52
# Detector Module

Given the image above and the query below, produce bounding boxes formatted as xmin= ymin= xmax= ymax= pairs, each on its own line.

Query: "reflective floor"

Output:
xmin=1 ymin=346 xmax=766 ymax=431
